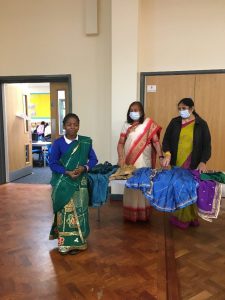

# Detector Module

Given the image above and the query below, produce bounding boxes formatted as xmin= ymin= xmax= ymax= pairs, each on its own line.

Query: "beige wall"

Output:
xmin=1 ymin=0 xmax=225 ymax=168
xmin=111 ymin=0 xmax=139 ymax=162
xmin=0 ymin=0 xmax=111 ymax=163
xmin=139 ymin=0 xmax=225 ymax=71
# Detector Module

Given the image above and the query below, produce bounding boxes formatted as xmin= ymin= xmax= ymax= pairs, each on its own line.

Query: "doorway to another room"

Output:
xmin=0 ymin=75 xmax=72 ymax=185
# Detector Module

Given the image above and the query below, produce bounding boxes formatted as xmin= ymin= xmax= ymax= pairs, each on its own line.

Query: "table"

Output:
xmin=32 ymin=141 xmax=52 ymax=167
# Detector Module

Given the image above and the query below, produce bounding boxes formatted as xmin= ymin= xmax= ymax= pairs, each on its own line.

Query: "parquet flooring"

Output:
xmin=172 ymin=199 xmax=225 ymax=300
xmin=1 ymin=184 xmax=224 ymax=299
xmin=0 ymin=183 xmax=178 ymax=300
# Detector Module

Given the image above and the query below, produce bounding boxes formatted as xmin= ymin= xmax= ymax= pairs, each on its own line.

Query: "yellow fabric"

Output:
xmin=174 ymin=120 xmax=197 ymax=224
xmin=176 ymin=121 xmax=194 ymax=167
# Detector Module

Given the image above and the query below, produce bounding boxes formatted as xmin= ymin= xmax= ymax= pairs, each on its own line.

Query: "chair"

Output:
xmin=32 ymin=146 xmax=44 ymax=167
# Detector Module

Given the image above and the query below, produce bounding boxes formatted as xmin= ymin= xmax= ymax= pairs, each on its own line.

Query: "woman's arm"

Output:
xmin=197 ymin=121 xmax=211 ymax=173
xmin=49 ymin=140 xmax=66 ymax=174
xmin=86 ymin=148 xmax=98 ymax=170
xmin=161 ymin=121 xmax=174 ymax=167
xmin=117 ymin=136 xmax=126 ymax=166
xmin=152 ymin=133 xmax=164 ymax=166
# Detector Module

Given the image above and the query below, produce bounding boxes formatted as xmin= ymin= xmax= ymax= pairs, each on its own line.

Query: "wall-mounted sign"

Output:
xmin=147 ymin=85 xmax=157 ymax=92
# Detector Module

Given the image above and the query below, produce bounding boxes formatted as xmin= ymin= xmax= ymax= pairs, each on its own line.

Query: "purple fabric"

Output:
xmin=182 ymin=153 xmax=192 ymax=169
xmin=190 ymin=170 xmax=216 ymax=212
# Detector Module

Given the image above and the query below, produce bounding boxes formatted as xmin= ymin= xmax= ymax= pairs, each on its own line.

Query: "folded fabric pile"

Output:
xmin=126 ymin=167 xmax=198 ymax=212
xmin=125 ymin=167 xmax=225 ymax=221
xmin=87 ymin=162 xmax=118 ymax=207
xmin=109 ymin=164 xmax=136 ymax=180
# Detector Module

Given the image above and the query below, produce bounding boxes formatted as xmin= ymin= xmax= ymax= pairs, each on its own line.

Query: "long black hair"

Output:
xmin=127 ymin=101 xmax=145 ymax=124
xmin=178 ymin=98 xmax=199 ymax=117
xmin=63 ymin=113 xmax=80 ymax=125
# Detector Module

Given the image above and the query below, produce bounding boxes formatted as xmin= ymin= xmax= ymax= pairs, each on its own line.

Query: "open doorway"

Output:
xmin=0 ymin=75 xmax=72 ymax=185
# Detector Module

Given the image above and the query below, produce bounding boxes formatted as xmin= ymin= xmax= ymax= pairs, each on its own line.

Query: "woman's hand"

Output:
xmin=161 ymin=155 xmax=171 ymax=168
xmin=73 ymin=166 xmax=86 ymax=178
xmin=197 ymin=162 xmax=207 ymax=173
xmin=159 ymin=157 xmax=164 ymax=167
xmin=66 ymin=166 xmax=86 ymax=179
xmin=66 ymin=170 xmax=77 ymax=179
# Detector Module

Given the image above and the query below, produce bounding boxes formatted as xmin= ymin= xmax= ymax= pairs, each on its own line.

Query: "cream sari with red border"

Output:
xmin=120 ymin=118 xmax=161 ymax=222
xmin=120 ymin=117 xmax=161 ymax=168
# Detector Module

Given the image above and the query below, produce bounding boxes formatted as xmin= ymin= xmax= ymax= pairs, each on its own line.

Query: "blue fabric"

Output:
xmin=125 ymin=167 xmax=154 ymax=193
xmin=126 ymin=167 xmax=198 ymax=212
xmin=87 ymin=163 xmax=118 ymax=207
xmin=49 ymin=136 xmax=98 ymax=174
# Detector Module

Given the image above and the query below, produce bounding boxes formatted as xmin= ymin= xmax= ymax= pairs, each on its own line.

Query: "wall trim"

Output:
xmin=9 ymin=166 xmax=33 ymax=182
xmin=0 ymin=89 xmax=6 ymax=184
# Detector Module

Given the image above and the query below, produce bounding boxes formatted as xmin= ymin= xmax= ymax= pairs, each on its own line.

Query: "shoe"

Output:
xmin=68 ymin=249 xmax=81 ymax=255
xmin=59 ymin=251 xmax=68 ymax=255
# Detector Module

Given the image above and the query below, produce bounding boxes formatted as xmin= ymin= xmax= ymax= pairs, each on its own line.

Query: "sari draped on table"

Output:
xmin=172 ymin=120 xmax=199 ymax=227
xmin=49 ymin=137 xmax=91 ymax=254
xmin=121 ymin=117 xmax=161 ymax=222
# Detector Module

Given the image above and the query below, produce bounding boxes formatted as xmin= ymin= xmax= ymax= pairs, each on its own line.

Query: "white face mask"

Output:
xmin=179 ymin=109 xmax=191 ymax=119
xmin=129 ymin=111 xmax=140 ymax=121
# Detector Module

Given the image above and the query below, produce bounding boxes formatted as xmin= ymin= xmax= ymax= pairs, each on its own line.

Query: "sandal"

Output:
xmin=68 ymin=249 xmax=81 ymax=255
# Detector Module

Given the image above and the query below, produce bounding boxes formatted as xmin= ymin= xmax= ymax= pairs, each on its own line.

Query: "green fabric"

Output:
xmin=49 ymin=136 xmax=91 ymax=252
xmin=200 ymin=172 xmax=225 ymax=183
xmin=173 ymin=203 xmax=198 ymax=222
xmin=49 ymin=187 xmax=90 ymax=251
xmin=50 ymin=136 xmax=91 ymax=213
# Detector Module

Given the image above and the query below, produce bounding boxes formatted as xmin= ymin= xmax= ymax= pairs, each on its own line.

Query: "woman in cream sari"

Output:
xmin=117 ymin=101 xmax=164 ymax=222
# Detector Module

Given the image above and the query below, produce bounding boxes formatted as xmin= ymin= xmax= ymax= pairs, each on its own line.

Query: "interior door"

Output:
xmin=195 ymin=73 xmax=225 ymax=170
xmin=50 ymin=82 xmax=70 ymax=142
xmin=4 ymin=84 xmax=32 ymax=181
xmin=144 ymin=73 xmax=225 ymax=170
xmin=144 ymin=74 xmax=196 ymax=142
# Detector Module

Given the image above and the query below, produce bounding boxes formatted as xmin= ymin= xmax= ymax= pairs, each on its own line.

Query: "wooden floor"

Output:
xmin=173 ymin=199 xmax=225 ymax=300
xmin=0 ymin=183 xmax=224 ymax=300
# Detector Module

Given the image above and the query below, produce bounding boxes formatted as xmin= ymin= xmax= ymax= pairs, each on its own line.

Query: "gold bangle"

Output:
xmin=164 ymin=151 xmax=171 ymax=157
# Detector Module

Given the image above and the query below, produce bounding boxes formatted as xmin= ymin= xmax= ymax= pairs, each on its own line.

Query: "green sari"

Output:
xmin=49 ymin=136 xmax=91 ymax=253
xmin=173 ymin=120 xmax=198 ymax=224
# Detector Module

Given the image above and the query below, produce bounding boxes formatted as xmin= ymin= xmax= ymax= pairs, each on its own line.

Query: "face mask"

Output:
xmin=129 ymin=111 xmax=140 ymax=121
xmin=179 ymin=109 xmax=191 ymax=119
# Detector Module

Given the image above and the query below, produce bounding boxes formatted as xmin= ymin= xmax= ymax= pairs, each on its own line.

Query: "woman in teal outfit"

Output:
xmin=49 ymin=113 xmax=98 ymax=255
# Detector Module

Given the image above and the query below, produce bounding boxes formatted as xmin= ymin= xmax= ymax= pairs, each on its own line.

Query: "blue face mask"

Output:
xmin=179 ymin=109 xmax=191 ymax=119
xmin=129 ymin=111 xmax=140 ymax=121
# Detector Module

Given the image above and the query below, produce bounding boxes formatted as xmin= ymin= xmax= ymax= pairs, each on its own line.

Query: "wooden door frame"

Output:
xmin=140 ymin=68 xmax=225 ymax=104
xmin=0 ymin=74 xmax=72 ymax=184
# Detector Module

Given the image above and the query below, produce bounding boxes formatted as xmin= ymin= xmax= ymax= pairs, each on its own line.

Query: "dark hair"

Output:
xmin=63 ymin=113 xmax=80 ymax=125
xmin=178 ymin=98 xmax=199 ymax=116
xmin=127 ymin=101 xmax=145 ymax=124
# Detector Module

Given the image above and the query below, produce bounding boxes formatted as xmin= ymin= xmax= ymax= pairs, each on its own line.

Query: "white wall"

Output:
xmin=139 ymin=0 xmax=225 ymax=71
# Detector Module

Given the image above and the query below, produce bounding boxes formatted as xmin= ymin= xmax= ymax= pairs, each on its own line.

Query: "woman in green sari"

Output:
xmin=162 ymin=98 xmax=211 ymax=229
xmin=49 ymin=113 xmax=98 ymax=254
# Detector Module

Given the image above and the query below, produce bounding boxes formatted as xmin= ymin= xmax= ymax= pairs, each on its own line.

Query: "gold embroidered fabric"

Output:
xmin=109 ymin=165 xmax=136 ymax=180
